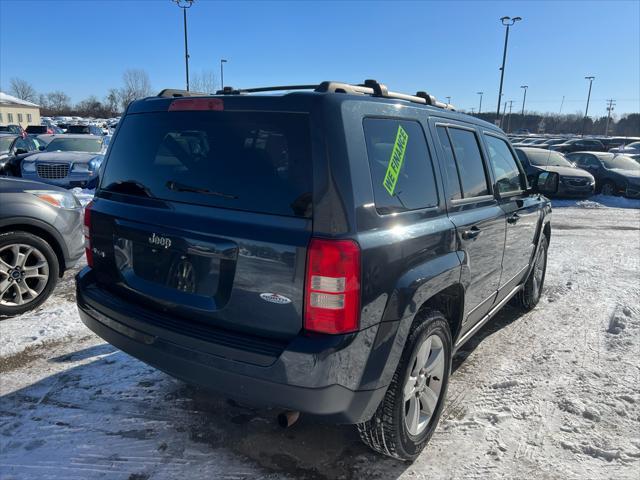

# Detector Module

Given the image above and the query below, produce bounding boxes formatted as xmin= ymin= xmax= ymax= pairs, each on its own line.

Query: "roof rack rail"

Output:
xmin=163 ymin=80 xmax=456 ymax=111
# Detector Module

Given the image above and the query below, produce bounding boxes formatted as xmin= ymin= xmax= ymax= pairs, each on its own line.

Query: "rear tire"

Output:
xmin=357 ymin=310 xmax=452 ymax=461
xmin=0 ymin=231 xmax=59 ymax=317
xmin=513 ymin=236 xmax=548 ymax=311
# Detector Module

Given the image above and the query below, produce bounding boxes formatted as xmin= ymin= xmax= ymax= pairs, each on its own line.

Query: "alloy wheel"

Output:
xmin=0 ymin=244 xmax=50 ymax=307
xmin=403 ymin=334 xmax=445 ymax=436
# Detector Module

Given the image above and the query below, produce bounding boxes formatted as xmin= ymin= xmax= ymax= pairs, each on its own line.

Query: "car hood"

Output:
xmin=608 ymin=168 xmax=640 ymax=179
xmin=536 ymin=165 xmax=593 ymax=178
xmin=25 ymin=151 xmax=100 ymax=163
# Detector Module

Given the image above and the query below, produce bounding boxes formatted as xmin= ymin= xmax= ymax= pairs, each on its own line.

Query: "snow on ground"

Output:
xmin=0 ymin=207 xmax=639 ymax=479
xmin=70 ymin=187 xmax=95 ymax=207
xmin=552 ymin=194 xmax=640 ymax=210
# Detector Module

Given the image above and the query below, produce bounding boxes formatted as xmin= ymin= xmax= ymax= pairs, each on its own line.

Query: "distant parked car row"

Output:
xmin=0 ymin=133 xmax=107 ymax=188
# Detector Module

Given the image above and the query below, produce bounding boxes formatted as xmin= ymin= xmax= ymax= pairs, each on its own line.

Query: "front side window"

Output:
xmin=484 ymin=135 xmax=523 ymax=195
xmin=447 ymin=128 xmax=490 ymax=198
xmin=363 ymin=118 xmax=438 ymax=214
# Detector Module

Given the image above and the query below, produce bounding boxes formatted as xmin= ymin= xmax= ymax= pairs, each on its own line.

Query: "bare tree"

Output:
xmin=47 ymin=91 xmax=71 ymax=113
xmin=118 ymin=69 xmax=152 ymax=110
xmin=191 ymin=70 xmax=217 ymax=93
xmin=105 ymin=88 xmax=120 ymax=115
xmin=9 ymin=78 xmax=37 ymax=103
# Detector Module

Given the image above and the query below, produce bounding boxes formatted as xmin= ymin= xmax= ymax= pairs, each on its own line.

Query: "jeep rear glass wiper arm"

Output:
xmin=166 ymin=180 xmax=238 ymax=200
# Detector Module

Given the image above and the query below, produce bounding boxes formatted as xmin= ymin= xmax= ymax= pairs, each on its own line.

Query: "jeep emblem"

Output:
xmin=148 ymin=233 xmax=172 ymax=249
xmin=260 ymin=293 xmax=292 ymax=305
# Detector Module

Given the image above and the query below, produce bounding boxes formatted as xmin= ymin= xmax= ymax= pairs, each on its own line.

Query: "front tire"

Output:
xmin=0 ymin=231 xmax=59 ymax=317
xmin=601 ymin=181 xmax=616 ymax=196
xmin=357 ymin=310 xmax=452 ymax=461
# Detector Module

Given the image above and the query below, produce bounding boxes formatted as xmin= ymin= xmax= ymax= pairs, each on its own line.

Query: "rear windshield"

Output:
xmin=100 ymin=111 xmax=312 ymax=217
xmin=46 ymin=137 xmax=103 ymax=153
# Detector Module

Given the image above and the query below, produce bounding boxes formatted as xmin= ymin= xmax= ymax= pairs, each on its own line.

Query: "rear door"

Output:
xmin=482 ymin=133 xmax=539 ymax=298
xmin=432 ymin=121 xmax=506 ymax=327
xmin=91 ymin=108 xmax=314 ymax=341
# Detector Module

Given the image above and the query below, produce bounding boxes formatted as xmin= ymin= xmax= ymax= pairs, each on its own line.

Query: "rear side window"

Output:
xmin=446 ymin=127 xmax=490 ymax=198
xmin=484 ymin=135 xmax=523 ymax=195
xmin=101 ymin=111 xmax=312 ymax=217
xmin=363 ymin=118 xmax=438 ymax=214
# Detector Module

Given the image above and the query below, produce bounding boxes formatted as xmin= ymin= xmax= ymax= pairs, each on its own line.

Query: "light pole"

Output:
xmin=173 ymin=0 xmax=195 ymax=92
xmin=582 ymin=76 xmax=595 ymax=136
xmin=520 ymin=85 xmax=528 ymax=130
xmin=220 ymin=59 xmax=228 ymax=90
xmin=446 ymin=96 xmax=451 ymax=105
xmin=477 ymin=91 xmax=483 ymax=114
xmin=496 ymin=16 xmax=522 ymax=121
xmin=507 ymin=100 xmax=514 ymax=133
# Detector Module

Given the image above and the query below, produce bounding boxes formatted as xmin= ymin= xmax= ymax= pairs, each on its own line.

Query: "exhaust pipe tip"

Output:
xmin=277 ymin=410 xmax=300 ymax=428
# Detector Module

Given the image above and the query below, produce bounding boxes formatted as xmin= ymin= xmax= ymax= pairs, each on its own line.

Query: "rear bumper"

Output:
xmin=76 ymin=268 xmax=388 ymax=424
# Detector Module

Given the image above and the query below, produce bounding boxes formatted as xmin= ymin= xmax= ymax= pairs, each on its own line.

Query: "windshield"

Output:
xmin=527 ymin=150 xmax=574 ymax=167
xmin=45 ymin=137 xmax=102 ymax=153
xmin=101 ymin=111 xmax=312 ymax=217
xmin=603 ymin=155 xmax=640 ymax=171
xmin=0 ymin=136 xmax=15 ymax=152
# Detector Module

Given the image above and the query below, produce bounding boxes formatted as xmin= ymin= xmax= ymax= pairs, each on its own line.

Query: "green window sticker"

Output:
xmin=382 ymin=125 xmax=409 ymax=196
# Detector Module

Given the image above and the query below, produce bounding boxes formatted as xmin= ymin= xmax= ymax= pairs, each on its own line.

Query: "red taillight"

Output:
xmin=304 ymin=238 xmax=361 ymax=334
xmin=84 ymin=201 xmax=94 ymax=267
xmin=168 ymin=98 xmax=224 ymax=111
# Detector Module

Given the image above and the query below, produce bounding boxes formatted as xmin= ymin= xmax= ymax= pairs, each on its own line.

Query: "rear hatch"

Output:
xmin=90 ymin=102 xmax=313 ymax=341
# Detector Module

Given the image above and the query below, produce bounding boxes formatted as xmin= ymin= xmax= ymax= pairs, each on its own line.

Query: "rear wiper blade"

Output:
xmin=166 ymin=180 xmax=238 ymax=199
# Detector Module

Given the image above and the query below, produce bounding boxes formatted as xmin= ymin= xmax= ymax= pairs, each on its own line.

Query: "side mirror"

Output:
xmin=14 ymin=148 xmax=28 ymax=155
xmin=38 ymin=145 xmax=46 ymax=151
xmin=531 ymin=171 xmax=559 ymax=196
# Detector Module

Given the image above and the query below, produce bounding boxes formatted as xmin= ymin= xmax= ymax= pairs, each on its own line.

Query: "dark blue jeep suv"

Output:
xmin=76 ymin=80 xmax=556 ymax=461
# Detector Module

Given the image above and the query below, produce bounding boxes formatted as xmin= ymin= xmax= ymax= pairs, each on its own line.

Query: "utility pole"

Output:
xmin=507 ymin=100 xmax=514 ymax=133
xmin=559 ymin=95 xmax=565 ymax=115
xmin=496 ymin=16 xmax=522 ymax=121
xmin=501 ymin=100 xmax=507 ymax=129
xmin=470 ymin=107 xmax=476 ymax=115
xmin=477 ymin=91 xmax=483 ymax=114
xmin=173 ymin=0 xmax=195 ymax=92
xmin=605 ymin=99 xmax=615 ymax=137
xmin=446 ymin=96 xmax=452 ymax=105
xmin=582 ymin=76 xmax=595 ymax=137
xmin=520 ymin=85 xmax=528 ymax=130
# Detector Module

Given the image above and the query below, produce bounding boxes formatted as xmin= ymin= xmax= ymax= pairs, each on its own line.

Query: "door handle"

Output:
xmin=507 ymin=213 xmax=520 ymax=224
xmin=462 ymin=226 xmax=481 ymax=240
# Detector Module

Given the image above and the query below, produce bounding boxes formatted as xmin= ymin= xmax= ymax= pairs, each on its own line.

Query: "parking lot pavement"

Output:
xmin=1 ymin=206 xmax=639 ymax=480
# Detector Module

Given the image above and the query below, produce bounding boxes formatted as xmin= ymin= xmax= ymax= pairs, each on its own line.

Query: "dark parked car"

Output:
xmin=0 ymin=134 xmax=39 ymax=175
xmin=534 ymin=138 xmax=567 ymax=150
xmin=19 ymin=134 xmax=106 ymax=188
xmin=76 ymin=81 xmax=556 ymax=460
xmin=0 ymin=124 xmax=24 ymax=135
xmin=565 ymin=152 xmax=640 ymax=198
xmin=66 ymin=124 xmax=104 ymax=135
xmin=550 ymin=138 xmax=606 ymax=154
xmin=26 ymin=125 xmax=55 ymax=135
xmin=0 ymin=177 xmax=84 ymax=316
xmin=515 ymin=147 xmax=594 ymax=198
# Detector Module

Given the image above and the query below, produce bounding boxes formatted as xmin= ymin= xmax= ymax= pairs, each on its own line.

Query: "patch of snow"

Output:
xmin=0 ymin=207 xmax=639 ymax=479
xmin=70 ymin=187 xmax=95 ymax=207
xmin=552 ymin=194 xmax=640 ymax=209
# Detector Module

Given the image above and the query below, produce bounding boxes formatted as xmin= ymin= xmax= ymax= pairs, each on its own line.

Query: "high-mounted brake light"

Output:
xmin=168 ymin=98 xmax=224 ymax=111
xmin=84 ymin=201 xmax=94 ymax=267
xmin=304 ymin=239 xmax=361 ymax=334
